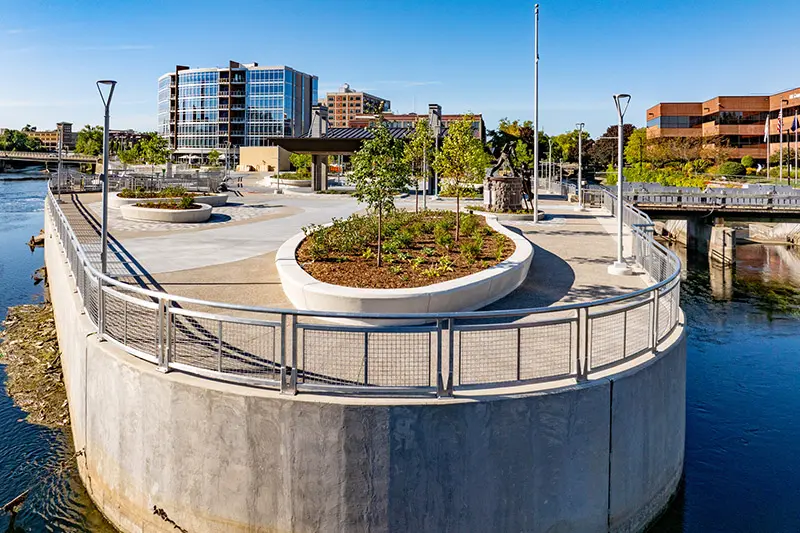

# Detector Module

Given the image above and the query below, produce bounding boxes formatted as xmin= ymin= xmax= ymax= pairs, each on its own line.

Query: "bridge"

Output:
xmin=622 ymin=186 xmax=800 ymax=220
xmin=0 ymin=150 xmax=99 ymax=165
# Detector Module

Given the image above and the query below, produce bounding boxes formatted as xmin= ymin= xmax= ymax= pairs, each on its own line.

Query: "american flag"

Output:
xmin=777 ymin=108 xmax=784 ymax=134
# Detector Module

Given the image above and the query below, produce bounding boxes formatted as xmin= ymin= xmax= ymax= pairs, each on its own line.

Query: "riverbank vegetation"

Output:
xmin=0 ymin=304 xmax=68 ymax=428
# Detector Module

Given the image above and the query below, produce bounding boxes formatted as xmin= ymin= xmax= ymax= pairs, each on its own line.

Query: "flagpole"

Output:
xmin=779 ymin=100 xmax=784 ymax=183
xmin=795 ymin=110 xmax=798 ymax=187
xmin=766 ymin=115 xmax=771 ymax=180
xmin=533 ymin=3 xmax=539 ymax=222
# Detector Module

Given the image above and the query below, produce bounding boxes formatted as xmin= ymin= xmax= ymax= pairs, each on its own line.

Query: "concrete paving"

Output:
xmin=59 ymin=189 xmax=646 ymax=310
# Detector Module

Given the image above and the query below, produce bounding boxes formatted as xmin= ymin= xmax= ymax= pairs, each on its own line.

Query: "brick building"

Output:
xmin=647 ymin=87 xmax=800 ymax=162
xmin=325 ymin=84 xmax=390 ymax=128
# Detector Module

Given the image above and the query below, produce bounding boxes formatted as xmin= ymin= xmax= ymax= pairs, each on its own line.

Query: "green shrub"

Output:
xmin=393 ymin=230 xmax=414 ymax=249
xmin=434 ymin=225 xmax=454 ymax=250
xmin=459 ymin=235 xmax=483 ymax=265
xmin=460 ymin=214 xmax=479 ymax=236
xmin=382 ymin=240 xmax=399 ymax=254
xmin=741 ymin=155 xmax=755 ymax=168
xmin=716 ymin=161 xmax=746 ymax=177
xmin=179 ymin=196 xmax=195 ymax=209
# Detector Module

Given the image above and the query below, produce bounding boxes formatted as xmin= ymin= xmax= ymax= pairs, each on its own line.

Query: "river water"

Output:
xmin=1 ymin=169 xmax=800 ymax=531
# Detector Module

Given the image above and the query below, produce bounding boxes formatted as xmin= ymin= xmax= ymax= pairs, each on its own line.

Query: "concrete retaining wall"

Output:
xmin=45 ymin=208 xmax=686 ymax=533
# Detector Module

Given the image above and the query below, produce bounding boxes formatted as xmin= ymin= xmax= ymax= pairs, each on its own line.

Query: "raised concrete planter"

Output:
xmin=276 ymin=216 xmax=533 ymax=325
xmin=472 ymin=209 xmax=545 ymax=222
xmin=119 ymin=202 xmax=213 ymax=223
xmin=110 ymin=192 xmax=228 ymax=209
xmin=265 ymin=177 xmax=312 ymax=188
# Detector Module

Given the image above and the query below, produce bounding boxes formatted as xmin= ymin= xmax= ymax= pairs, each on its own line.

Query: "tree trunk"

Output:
xmin=377 ymin=206 xmax=382 ymax=267
xmin=455 ymin=192 xmax=461 ymax=241
xmin=415 ymin=175 xmax=419 ymax=213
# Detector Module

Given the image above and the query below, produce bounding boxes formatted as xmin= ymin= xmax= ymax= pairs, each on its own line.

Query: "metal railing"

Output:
xmin=46 ymin=185 xmax=681 ymax=398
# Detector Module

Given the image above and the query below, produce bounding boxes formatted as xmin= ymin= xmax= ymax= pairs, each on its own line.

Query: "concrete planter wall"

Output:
xmin=119 ymin=202 xmax=213 ymax=223
xmin=276 ymin=216 xmax=533 ymax=325
xmin=110 ymin=192 xmax=228 ymax=209
xmin=266 ymin=177 xmax=312 ymax=188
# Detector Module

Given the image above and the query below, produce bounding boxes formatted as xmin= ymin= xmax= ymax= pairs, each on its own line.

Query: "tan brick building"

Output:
xmin=325 ymin=84 xmax=389 ymax=128
xmin=647 ymin=88 xmax=800 ymax=162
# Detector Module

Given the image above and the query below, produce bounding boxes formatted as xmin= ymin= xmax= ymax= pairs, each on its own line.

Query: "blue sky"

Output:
xmin=1 ymin=0 xmax=798 ymax=139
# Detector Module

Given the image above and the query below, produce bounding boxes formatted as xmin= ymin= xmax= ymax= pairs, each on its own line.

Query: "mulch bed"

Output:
xmin=297 ymin=215 xmax=514 ymax=289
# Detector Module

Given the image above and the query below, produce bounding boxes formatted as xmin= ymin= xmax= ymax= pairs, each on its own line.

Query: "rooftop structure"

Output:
xmin=349 ymin=109 xmax=485 ymax=142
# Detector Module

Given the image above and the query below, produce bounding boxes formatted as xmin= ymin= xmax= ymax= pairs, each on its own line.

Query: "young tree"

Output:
xmin=403 ymin=119 xmax=435 ymax=212
xmin=137 ymin=132 xmax=170 ymax=165
xmin=207 ymin=149 xmax=221 ymax=167
xmin=289 ymin=152 xmax=312 ymax=174
xmin=75 ymin=125 xmax=104 ymax=156
xmin=350 ymin=122 xmax=411 ymax=266
xmin=623 ymin=128 xmax=648 ymax=166
xmin=434 ymin=114 xmax=490 ymax=240
xmin=118 ymin=148 xmax=139 ymax=168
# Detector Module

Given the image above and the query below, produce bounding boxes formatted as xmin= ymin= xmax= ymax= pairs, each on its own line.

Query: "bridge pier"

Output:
xmin=658 ymin=216 xmax=735 ymax=266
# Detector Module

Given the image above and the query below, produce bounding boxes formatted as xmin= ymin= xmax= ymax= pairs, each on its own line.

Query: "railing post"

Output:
xmin=446 ymin=318 xmax=455 ymax=396
xmin=363 ymin=331 xmax=369 ymax=385
xmin=577 ymin=307 xmax=590 ymax=380
xmin=279 ymin=314 xmax=289 ymax=393
xmin=217 ymin=322 xmax=223 ymax=373
xmin=289 ymin=315 xmax=298 ymax=394
xmin=435 ymin=319 xmax=448 ymax=397
xmin=156 ymin=298 xmax=170 ymax=372
xmin=651 ymin=289 xmax=660 ymax=352
xmin=97 ymin=276 xmax=105 ymax=339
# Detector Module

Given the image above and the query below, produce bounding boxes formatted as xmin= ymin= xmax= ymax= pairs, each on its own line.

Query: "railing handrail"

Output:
xmin=46 ymin=182 xmax=682 ymax=396
xmin=48 ymin=186 xmax=679 ymax=321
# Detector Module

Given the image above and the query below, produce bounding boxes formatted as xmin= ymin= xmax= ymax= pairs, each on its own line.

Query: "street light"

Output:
xmin=96 ymin=80 xmax=117 ymax=275
xmin=780 ymin=99 xmax=788 ymax=183
xmin=609 ymin=93 xmax=632 ymax=276
xmin=575 ymin=122 xmax=585 ymax=211
xmin=532 ymin=3 xmax=540 ymax=221
xmin=56 ymin=122 xmax=64 ymax=203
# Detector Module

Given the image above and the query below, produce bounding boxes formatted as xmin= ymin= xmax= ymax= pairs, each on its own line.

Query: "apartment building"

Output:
xmin=325 ymin=84 xmax=390 ymax=128
xmin=21 ymin=122 xmax=76 ymax=151
xmin=157 ymin=61 xmax=318 ymax=159
xmin=647 ymin=87 xmax=800 ymax=162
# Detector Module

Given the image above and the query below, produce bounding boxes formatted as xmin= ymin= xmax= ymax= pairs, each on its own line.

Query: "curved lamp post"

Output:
xmin=97 ymin=80 xmax=117 ymax=275
xmin=532 ymin=3 xmax=540 ymax=222
xmin=575 ymin=122 xmax=585 ymax=211
xmin=608 ymin=93 xmax=632 ymax=276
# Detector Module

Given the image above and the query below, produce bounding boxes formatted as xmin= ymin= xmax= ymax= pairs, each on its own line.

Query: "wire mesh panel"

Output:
xmin=658 ymin=282 xmax=679 ymax=341
xmin=85 ymin=273 xmax=99 ymax=326
xmin=455 ymin=328 xmax=519 ymax=385
xmin=519 ymin=321 xmax=574 ymax=380
xmin=363 ymin=331 xmax=434 ymax=387
xmin=589 ymin=312 xmax=625 ymax=369
xmin=217 ymin=320 xmax=278 ymax=379
xmin=624 ymin=304 xmax=651 ymax=358
xmin=107 ymin=290 xmax=159 ymax=360
xmin=299 ymin=328 xmax=366 ymax=386
xmin=170 ymin=313 xmax=224 ymax=372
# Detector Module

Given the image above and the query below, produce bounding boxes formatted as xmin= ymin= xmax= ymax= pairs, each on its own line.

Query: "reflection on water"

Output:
xmin=651 ymin=242 xmax=800 ymax=532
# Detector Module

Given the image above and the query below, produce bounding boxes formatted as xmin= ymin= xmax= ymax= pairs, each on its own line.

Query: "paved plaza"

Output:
xmin=58 ymin=180 xmax=647 ymax=312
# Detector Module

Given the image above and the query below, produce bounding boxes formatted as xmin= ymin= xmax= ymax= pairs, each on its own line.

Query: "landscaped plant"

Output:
xmin=741 ymin=155 xmax=755 ymax=169
xmin=717 ymin=161 xmax=746 ymax=177
xmin=118 ymin=186 xmax=191 ymax=199
xmin=349 ymin=121 xmax=412 ymax=266
xmin=404 ymin=119 xmax=435 ymax=212
xmin=434 ymin=114 xmax=491 ymax=239
xmin=296 ymin=210 xmax=513 ymax=289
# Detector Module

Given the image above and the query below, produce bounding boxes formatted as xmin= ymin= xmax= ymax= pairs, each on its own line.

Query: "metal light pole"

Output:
xmin=97 ymin=80 xmax=117 ymax=275
xmin=609 ymin=93 xmax=632 ymax=276
xmin=56 ymin=122 xmax=64 ymax=202
xmin=575 ymin=122 xmax=585 ymax=211
xmin=533 ymin=3 xmax=540 ymax=221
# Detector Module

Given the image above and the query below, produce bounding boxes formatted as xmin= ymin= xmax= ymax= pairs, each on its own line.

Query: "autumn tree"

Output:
xmin=350 ymin=122 xmax=411 ymax=266
xmin=434 ymin=114 xmax=490 ymax=240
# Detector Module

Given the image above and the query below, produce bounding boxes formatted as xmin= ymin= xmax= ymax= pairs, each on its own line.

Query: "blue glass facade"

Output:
xmin=157 ymin=65 xmax=317 ymax=154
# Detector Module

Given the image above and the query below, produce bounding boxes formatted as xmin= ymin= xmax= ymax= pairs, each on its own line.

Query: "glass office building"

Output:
xmin=157 ymin=61 xmax=318 ymax=158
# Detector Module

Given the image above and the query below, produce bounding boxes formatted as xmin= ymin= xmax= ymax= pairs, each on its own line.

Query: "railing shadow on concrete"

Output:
xmin=46 ymin=183 xmax=681 ymax=399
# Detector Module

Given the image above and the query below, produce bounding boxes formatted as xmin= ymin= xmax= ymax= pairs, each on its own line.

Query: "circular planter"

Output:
xmin=266 ymin=177 xmax=312 ymax=188
xmin=471 ymin=209 xmax=544 ymax=222
xmin=119 ymin=203 xmax=213 ymax=223
xmin=275 ymin=216 xmax=534 ymax=325
xmin=110 ymin=192 xmax=228 ymax=209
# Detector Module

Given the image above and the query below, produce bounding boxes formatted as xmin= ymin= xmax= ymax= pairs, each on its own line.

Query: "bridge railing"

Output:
xmin=46 ymin=184 xmax=681 ymax=397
